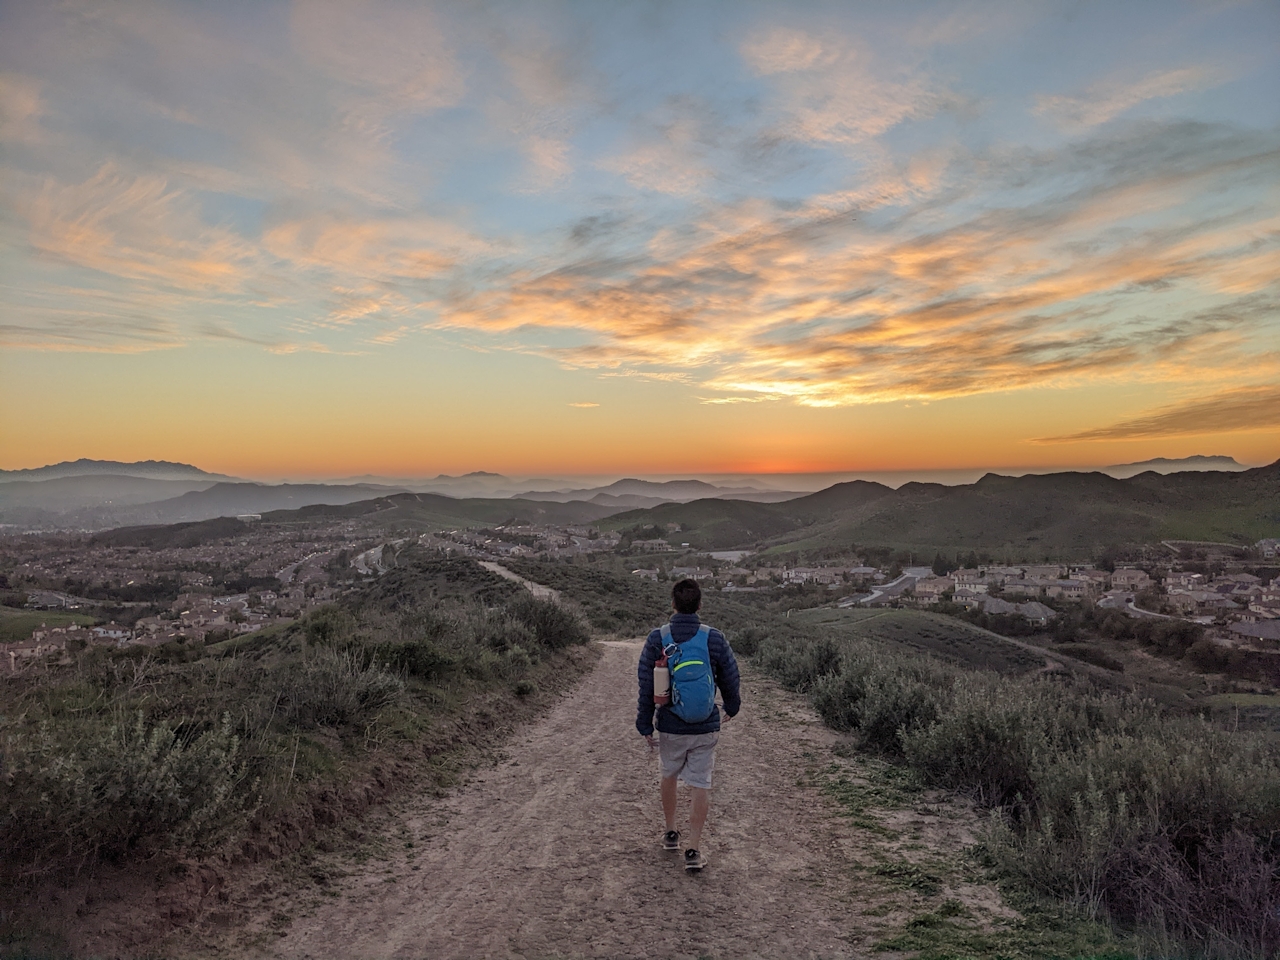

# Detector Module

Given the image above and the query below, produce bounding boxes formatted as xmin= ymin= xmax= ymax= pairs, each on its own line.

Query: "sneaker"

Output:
xmin=684 ymin=848 xmax=707 ymax=872
xmin=662 ymin=829 xmax=681 ymax=851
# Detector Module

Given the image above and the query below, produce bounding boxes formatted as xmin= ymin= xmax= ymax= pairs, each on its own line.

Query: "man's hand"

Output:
xmin=644 ymin=733 xmax=658 ymax=750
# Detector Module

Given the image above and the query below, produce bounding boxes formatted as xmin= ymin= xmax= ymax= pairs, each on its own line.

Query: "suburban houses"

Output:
xmin=3 ymin=507 xmax=1277 ymax=675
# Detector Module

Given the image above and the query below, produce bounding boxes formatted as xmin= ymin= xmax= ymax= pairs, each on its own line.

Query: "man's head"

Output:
xmin=672 ymin=578 xmax=702 ymax=615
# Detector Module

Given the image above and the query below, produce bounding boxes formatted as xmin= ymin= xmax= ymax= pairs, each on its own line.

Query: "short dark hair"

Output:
xmin=672 ymin=578 xmax=701 ymax=615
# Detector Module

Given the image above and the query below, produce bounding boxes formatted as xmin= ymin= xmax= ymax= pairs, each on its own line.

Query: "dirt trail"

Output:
xmin=253 ymin=640 xmax=872 ymax=960
xmin=477 ymin=561 xmax=560 ymax=602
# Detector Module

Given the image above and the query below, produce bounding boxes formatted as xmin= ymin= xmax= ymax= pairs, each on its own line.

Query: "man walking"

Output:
xmin=636 ymin=578 xmax=741 ymax=872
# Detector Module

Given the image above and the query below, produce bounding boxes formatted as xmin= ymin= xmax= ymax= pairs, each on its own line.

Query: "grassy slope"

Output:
xmin=597 ymin=497 xmax=807 ymax=548
xmin=0 ymin=608 xmax=96 ymax=644
xmin=792 ymin=607 xmax=1048 ymax=676
xmin=0 ymin=554 xmax=596 ymax=889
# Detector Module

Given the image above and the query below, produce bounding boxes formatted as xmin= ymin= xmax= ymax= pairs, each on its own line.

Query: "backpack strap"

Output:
xmin=659 ymin=623 xmax=675 ymax=658
xmin=660 ymin=624 xmax=712 ymax=646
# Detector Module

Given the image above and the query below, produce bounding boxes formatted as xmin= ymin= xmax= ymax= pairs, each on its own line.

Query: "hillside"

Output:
xmin=599 ymin=497 xmax=808 ymax=549
xmin=595 ymin=461 xmax=1280 ymax=558
xmin=263 ymin=491 xmax=617 ymax=529
xmin=88 ymin=516 xmax=253 ymax=550
xmin=0 ymin=475 xmax=217 ymax=512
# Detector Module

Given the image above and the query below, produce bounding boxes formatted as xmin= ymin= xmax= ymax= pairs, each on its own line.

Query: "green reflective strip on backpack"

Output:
xmin=672 ymin=659 xmax=705 ymax=673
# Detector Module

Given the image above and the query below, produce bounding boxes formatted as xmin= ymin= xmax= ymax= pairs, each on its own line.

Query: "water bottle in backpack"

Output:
xmin=653 ymin=650 xmax=670 ymax=706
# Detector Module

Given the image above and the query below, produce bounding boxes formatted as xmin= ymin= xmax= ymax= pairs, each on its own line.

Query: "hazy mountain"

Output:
xmin=121 ymin=482 xmax=415 ymax=525
xmin=0 ymin=459 xmax=239 ymax=482
xmin=1102 ymin=455 xmax=1246 ymax=479
xmin=260 ymin=491 xmax=617 ymax=528
xmin=0 ymin=475 xmax=217 ymax=512
xmin=517 ymin=477 xmax=805 ymax=505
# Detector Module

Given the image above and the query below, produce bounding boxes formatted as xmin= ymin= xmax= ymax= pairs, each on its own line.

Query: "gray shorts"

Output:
xmin=658 ymin=732 xmax=719 ymax=789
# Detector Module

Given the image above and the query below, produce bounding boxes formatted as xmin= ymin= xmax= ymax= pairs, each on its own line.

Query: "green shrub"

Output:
xmin=900 ymin=681 xmax=1048 ymax=805
xmin=506 ymin=594 xmax=591 ymax=649
xmin=471 ymin=609 xmax=537 ymax=652
xmin=760 ymin=625 xmax=1280 ymax=956
xmin=278 ymin=649 xmax=405 ymax=727
xmin=0 ymin=713 xmax=248 ymax=874
xmin=304 ymin=606 xmax=357 ymax=645
xmin=373 ymin=639 xmax=458 ymax=681
xmin=755 ymin=633 xmax=842 ymax=690
xmin=730 ymin=625 xmax=768 ymax=656
xmin=500 ymin=644 xmax=536 ymax=679
xmin=1056 ymin=643 xmax=1125 ymax=672
xmin=808 ymin=654 xmax=946 ymax=754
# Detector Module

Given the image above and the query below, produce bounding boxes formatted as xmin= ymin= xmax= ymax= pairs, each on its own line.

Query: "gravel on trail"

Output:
xmin=264 ymin=638 xmax=870 ymax=960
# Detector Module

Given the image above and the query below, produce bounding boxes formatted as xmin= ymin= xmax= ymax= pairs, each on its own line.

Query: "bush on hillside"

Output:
xmin=728 ymin=625 xmax=768 ymax=656
xmin=278 ymin=649 xmax=405 ymax=727
xmin=755 ymin=630 xmax=1280 ymax=957
xmin=0 ymin=565 xmax=592 ymax=883
xmin=505 ymin=594 xmax=592 ymax=649
xmin=1 ymin=713 xmax=248 ymax=874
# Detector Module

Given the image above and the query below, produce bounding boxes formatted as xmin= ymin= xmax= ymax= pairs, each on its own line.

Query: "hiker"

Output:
xmin=636 ymin=578 xmax=741 ymax=872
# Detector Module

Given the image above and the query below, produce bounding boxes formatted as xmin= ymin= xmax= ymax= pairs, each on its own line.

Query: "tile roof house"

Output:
xmin=1111 ymin=568 xmax=1152 ymax=589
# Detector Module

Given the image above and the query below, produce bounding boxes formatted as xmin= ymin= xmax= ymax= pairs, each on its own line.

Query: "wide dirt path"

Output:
xmin=260 ymin=639 xmax=867 ymax=960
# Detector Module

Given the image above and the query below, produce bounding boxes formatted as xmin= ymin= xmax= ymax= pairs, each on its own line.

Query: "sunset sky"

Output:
xmin=1 ymin=1 xmax=1277 ymax=480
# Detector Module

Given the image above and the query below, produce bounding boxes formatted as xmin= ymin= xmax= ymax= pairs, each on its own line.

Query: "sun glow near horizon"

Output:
xmin=1 ymin=1 xmax=1277 ymax=476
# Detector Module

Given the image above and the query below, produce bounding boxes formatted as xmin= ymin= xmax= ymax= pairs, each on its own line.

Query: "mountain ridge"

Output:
xmin=596 ymin=460 xmax=1280 ymax=557
xmin=0 ymin=459 xmax=240 ymax=482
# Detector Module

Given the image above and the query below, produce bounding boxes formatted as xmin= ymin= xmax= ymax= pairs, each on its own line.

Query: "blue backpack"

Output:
xmin=660 ymin=623 xmax=717 ymax=723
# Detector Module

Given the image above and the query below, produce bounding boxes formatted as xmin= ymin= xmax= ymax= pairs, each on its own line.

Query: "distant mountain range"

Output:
xmin=0 ymin=461 xmax=801 ymax=529
xmin=593 ymin=460 xmax=1280 ymax=559
xmin=0 ymin=459 xmax=240 ymax=482
xmin=0 ymin=460 xmax=417 ymax=528
xmin=0 ymin=456 xmax=1270 ymax=538
xmin=86 ymin=491 xmax=617 ymax=548
xmin=516 ymin=478 xmax=804 ymax=507
xmin=1102 ymin=455 xmax=1245 ymax=479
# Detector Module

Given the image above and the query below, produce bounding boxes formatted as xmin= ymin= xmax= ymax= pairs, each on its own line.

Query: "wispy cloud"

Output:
xmin=567 ymin=401 xmax=599 ymax=408
xmin=438 ymin=121 xmax=1280 ymax=407
xmin=1036 ymin=66 xmax=1223 ymax=129
xmin=1033 ymin=384 xmax=1280 ymax=442
xmin=25 ymin=164 xmax=255 ymax=291
xmin=599 ymin=102 xmax=717 ymax=195
xmin=0 ymin=298 xmax=185 ymax=352
xmin=0 ymin=73 xmax=44 ymax=144
xmin=741 ymin=26 xmax=957 ymax=145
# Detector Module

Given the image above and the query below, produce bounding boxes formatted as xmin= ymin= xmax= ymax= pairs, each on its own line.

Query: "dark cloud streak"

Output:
xmin=1035 ymin=385 xmax=1280 ymax=442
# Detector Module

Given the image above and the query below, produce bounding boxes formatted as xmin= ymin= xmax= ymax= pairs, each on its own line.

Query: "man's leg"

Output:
xmin=661 ymin=773 xmax=679 ymax=831
xmin=687 ymin=787 xmax=709 ymax=849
